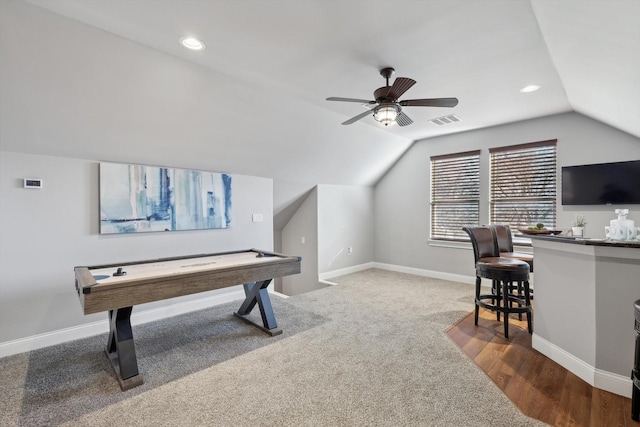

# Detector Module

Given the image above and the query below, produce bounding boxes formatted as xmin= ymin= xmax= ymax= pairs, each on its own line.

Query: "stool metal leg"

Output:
xmin=474 ymin=277 xmax=481 ymax=326
xmin=502 ymin=280 xmax=510 ymax=339
xmin=493 ymin=280 xmax=500 ymax=321
xmin=524 ymin=280 xmax=533 ymax=334
xmin=516 ymin=281 xmax=523 ymax=321
xmin=633 ymin=375 xmax=639 ymax=421
xmin=632 ymin=324 xmax=640 ymax=421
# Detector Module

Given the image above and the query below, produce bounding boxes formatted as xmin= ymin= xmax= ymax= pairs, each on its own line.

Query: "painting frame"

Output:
xmin=99 ymin=162 xmax=232 ymax=234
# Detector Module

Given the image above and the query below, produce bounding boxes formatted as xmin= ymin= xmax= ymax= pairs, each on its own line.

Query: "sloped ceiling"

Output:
xmin=1 ymin=0 xmax=639 ymax=222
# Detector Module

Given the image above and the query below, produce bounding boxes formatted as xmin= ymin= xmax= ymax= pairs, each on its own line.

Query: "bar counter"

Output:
xmin=528 ymin=234 xmax=640 ymax=248
xmin=528 ymin=235 xmax=639 ymax=398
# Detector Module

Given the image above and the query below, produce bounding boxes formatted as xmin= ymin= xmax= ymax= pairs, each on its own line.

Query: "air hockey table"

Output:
xmin=74 ymin=249 xmax=301 ymax=390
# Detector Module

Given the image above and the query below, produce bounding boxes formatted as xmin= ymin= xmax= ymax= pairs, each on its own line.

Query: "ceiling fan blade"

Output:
xmin=396 ymin=111 xmax=413 ymax=127
xmin=386 ymin=77 xmax=416 ymax=100
xmin=399 ymin=98 xmax=459 ymax=108
xmin=326 ymin=97 xmax=376 ymax=104
xmin=341 ymin=109 xmax=373 ymax=125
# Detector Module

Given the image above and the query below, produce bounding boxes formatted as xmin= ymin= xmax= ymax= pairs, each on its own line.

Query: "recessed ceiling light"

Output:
xmin=520 ymin=84 xmax=541 ymax=93
xmin=180 ymin=37 xmax=205 ymax=51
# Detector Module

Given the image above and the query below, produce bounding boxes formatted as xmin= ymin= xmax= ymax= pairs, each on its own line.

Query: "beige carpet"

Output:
xmin=0 ymin=269 xmax=546 ymax=426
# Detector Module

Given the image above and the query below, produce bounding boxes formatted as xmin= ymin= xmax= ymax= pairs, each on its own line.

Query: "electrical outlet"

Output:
xmin=252 ymin=213 xmax=263 ymax=222
xmin=348 ymin=247 xmax=353 ymax=255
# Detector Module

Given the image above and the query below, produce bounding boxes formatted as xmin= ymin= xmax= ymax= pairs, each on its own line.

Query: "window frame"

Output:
xmin=489 ymin=140 xmax=558 ymax=239
xmin=430 ymin=150 xmax=481 ymax=241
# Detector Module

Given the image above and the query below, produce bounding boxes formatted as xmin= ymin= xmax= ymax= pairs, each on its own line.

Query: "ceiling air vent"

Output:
xmin=429 ymin=114 xmax=461 ymax=126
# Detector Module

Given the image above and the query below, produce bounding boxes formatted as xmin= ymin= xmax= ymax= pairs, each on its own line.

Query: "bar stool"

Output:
xmin=492 ymin=224 xmax=535 ymax=308
xmin=492 ymin=224 xmax=534 ymax=272
xmin=463 ymin=226 xmax=533 ymax=339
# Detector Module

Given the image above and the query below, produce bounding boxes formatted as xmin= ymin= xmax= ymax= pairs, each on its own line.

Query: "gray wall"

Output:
xmin=0 ymin=151 xmax=274 ymax=344
xmin=281 ymin=187 xmax=319 ymax=295
xmin=374 ymin=112 xmax=640 ymax=277
xmin=594 ymin=248 xmax=640 ymax=376
xmin=279 ymin=184 xmax=374 ymax=294
xmin=317 ymin=185 xmax=374 ymax=274
xmin=533 ymin=242 xmax=597 ymax=367
xmin=532 ymin=240 xmax=639 ymax=381
xmin=2 ymin=112 xmax=638 ymax=357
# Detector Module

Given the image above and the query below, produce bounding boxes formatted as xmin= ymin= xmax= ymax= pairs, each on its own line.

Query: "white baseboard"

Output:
xmin=319 ymin=279 xmax=338 ymax=287
xmin=595 ymin=368 xmax=634 ymax=399
xmin=532 ymin=333 xmax=596 ymax=385
xmin=269 ymin=290 xmax=290 ymax=299
xmin=0 ymin=289 xmax=245 ymax=358
xmin=319 ymin=261 xmax=475 ymax=286
xmin=320 ymin=262 xmax=475 ymax=285
xmin=372 ymin=262 xmax=476 ymax=285
xmin=0 ymin=319 xmax=111 ymax=359
xmin=319 ymin=262 xmax=374 ymax=281
xmin=532 ymin=333 xmax=632 ymax=398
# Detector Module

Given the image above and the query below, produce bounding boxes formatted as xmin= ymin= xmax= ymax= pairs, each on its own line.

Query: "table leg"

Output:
xmin=106 ymin=307 xmax=143 ymax=390
xmin=234 ymin=280 xmax=282 ymax=336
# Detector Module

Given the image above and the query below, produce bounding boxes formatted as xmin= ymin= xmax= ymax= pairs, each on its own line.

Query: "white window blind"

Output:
xmin=431 ymin=150 xmax=480 ymax=240
xmin=489 ymin=140 xmax=557 ymax=229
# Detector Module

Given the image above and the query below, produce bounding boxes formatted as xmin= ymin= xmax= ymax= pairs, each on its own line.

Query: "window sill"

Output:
xmin=428 ymin=239 xmax=470 ymax=250
xmin=428 ymin=238 xmax=533 ymax=253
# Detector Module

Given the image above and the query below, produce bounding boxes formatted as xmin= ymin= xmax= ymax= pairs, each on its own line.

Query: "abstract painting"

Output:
xmin=100 ymin=163 xmax=232 ymax=234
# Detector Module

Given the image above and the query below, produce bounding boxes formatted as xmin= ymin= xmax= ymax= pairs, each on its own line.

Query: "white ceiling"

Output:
xmin=2 ymin=0 xmax=639 ymax=219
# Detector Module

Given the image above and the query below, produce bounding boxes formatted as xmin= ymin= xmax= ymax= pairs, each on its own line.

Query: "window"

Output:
xmin=489 ymin=140 xmax=557 ymax=230
xmin=431 ymin=150 xmax=480 ymax=240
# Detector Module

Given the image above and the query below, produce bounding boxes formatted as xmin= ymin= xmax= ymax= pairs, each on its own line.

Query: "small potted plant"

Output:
xmin=572 ymin=215 xmax=587 ymax=237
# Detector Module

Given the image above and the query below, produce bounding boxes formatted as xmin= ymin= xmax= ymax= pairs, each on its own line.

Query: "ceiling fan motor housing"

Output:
xmin=375 ymin=67 xmax=397 ymax=102
xmin=374 ymin=86 xmax=394 ymax=102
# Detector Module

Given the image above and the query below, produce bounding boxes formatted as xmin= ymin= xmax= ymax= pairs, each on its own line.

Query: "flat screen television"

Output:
xmin=561 ymin=160 xmax=640 ymax=205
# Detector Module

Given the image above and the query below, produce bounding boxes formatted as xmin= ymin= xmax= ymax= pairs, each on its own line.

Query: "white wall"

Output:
xmin=374 ymin=112 xmax=640 ymax=277
xmin=317 ymin=185 xmax=374 ymax=274
xmin=0 ymin=151 xmax=274 ymax=351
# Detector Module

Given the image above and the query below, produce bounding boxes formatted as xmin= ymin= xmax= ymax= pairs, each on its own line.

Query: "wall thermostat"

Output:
xmin=23 ymin=178 xmax=43 ymax=189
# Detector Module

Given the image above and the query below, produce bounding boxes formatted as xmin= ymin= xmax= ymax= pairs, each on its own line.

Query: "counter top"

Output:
xmin=522 ymin=234 xmax=640 ymax=248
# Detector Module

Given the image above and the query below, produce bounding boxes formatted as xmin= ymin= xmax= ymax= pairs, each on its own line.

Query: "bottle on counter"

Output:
xmin=605 ymin=209 xmax=640 ymax=241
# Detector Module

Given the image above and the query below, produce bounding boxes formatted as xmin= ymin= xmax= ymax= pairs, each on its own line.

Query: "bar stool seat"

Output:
xmin=464 ymin=226 xmax=533 ymax=339
xmin=477 ymin=256 xmax=530 ymax=277
xmin=499 ymin=251 xmax=533 ymax=271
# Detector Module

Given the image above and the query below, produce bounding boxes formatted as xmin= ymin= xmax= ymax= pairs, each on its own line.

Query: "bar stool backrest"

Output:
xmin=493 ymin=224 xmax=514 ymax=253
xmin=463 ymin=226 xmax=499 ymax=262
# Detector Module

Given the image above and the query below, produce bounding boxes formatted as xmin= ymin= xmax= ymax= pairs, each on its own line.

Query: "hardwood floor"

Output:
xmin=446 ymin=308 xmax=639 ymax=427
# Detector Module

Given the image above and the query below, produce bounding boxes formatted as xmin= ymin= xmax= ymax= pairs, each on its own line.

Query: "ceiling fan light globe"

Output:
xmin=374 ymin=105 xmax=399 ymax=126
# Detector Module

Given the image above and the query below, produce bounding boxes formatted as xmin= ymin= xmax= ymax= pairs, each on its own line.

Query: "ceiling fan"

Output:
xmin=326 ymin=67 xmax=458 ymax=127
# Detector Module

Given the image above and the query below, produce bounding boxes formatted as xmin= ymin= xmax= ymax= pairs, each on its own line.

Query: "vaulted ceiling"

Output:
xmin=1 ymin=1 xmax=639 ymax=220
